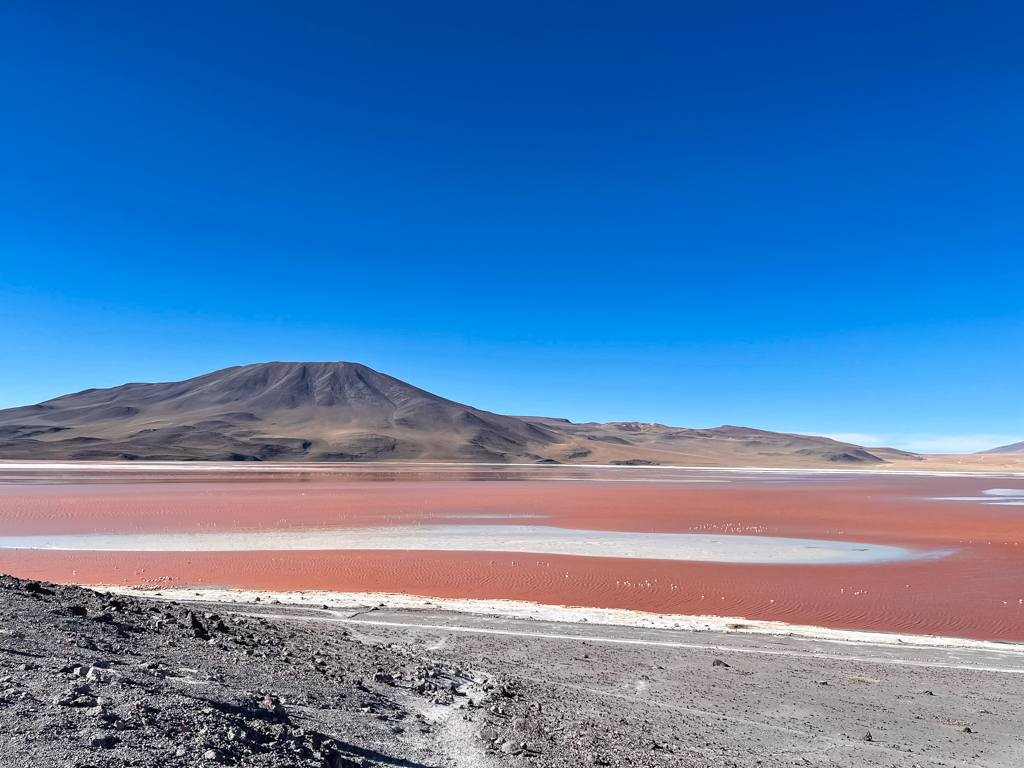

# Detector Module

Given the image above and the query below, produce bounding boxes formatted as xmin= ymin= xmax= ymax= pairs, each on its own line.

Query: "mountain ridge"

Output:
xmin=0 ymin=361 xmax=918 ymax=467
xmin=978 ymin=440 xmax=1024 ymax=455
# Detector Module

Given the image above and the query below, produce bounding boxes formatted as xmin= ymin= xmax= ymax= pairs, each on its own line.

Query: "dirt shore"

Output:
xmin=2 ymin=574 xmax=1022 ymax=767
xmin=884 ymin=454 xmax=1024 ymax=473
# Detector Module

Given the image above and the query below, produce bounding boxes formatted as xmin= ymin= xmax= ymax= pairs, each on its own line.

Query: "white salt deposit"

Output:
xmin=0 ymin=524 xmax=916 ymax=564
xmin=932 ymin=488 xmax=1024 ymax=505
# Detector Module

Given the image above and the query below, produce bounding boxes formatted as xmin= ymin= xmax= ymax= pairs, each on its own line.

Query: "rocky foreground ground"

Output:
xmin=0 ymin=574 xmax=1020 ymax=768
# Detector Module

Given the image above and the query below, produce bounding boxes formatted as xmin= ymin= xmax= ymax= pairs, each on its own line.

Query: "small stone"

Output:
xmin=962 ymin=726 xmax=973 ymax=733
xmin=712 ymin=659 xmax=730 ymax=668
xmin=862 ymin=731 xmax=873 ymax=742
xmin=203 ymin=748 xmax=220 ymax=761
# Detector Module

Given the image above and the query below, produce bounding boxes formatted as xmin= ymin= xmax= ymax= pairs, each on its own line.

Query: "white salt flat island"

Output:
xmin=0 ymin=524 xmax=930 ymax=565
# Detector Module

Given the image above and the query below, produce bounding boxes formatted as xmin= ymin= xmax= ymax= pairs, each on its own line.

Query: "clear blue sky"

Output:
xmin=1 ymin=1 xmax=1022 ymax=452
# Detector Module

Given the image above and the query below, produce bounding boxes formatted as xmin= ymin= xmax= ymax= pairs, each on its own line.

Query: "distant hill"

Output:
xmin=978 ymin=440 xmax=1024 ymax=455
xmin=0 ymin=361 xmax=918 ymax=466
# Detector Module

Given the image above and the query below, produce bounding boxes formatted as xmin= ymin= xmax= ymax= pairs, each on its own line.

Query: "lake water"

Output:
xmin=1 ymin=462 xmax=1021 ymax=641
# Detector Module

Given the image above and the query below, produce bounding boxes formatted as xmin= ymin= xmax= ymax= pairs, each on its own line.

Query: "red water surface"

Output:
xmin=1 ymin=466 xmax=1023 ymax=640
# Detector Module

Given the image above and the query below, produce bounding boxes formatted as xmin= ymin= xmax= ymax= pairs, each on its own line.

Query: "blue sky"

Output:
xmin=1 ymin=1 xmax=1022 ymax=452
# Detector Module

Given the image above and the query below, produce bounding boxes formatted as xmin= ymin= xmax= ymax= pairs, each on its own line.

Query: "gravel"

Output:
xmin=0 ymin=573 xmax=1018 ymax=767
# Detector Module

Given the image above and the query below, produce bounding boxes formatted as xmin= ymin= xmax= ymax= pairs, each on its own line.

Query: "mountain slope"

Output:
xmin=0 ymin=362 xmax=558 ymax=463
xmin=0 ymin=362 xmax=912 ymax=466
xmin=978 ymin=440 xmax=1024 ymax=455
xmin=516 ymin=417 xmax=919 ymax=465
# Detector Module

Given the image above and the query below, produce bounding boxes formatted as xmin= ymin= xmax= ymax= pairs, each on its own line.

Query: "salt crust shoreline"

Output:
xmin=98 ymin=583 xmax=1024 ymax=654
xmin=3 ymin=459 xmax=1023 ymax=478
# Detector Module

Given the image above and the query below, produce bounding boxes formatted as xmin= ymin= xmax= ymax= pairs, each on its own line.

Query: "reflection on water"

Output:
xmin=931 ymin=488 xmax=1024 ymax=505
xmin=0 ymin=461 xmax=967 ymax=486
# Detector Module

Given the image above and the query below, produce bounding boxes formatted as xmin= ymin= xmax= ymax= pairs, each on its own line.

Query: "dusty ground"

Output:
xmin=2 ymin=574 xmax=1022 ymax=768
xmin=883 ymin=454 xmax=1024 ymax=473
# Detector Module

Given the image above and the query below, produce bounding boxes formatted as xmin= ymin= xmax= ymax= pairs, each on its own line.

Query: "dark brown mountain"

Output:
xmin=0 ymin=361 xmax=918 ymax=466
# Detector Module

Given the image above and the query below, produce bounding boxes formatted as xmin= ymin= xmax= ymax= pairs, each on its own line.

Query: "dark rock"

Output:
xmin=24 ymin=581 xmax=55 ymax=596
xmin=326 ymin=753 xmax=369 ymax=768
xmin=186 ymin=611 xmax=210 ymax=640
xmin=56 ymin=693 xmax=99 ymax=708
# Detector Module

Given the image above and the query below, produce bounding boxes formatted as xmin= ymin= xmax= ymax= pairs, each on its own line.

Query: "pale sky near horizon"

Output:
xmin=1 ymin=2 xmax=1022 ymax=453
